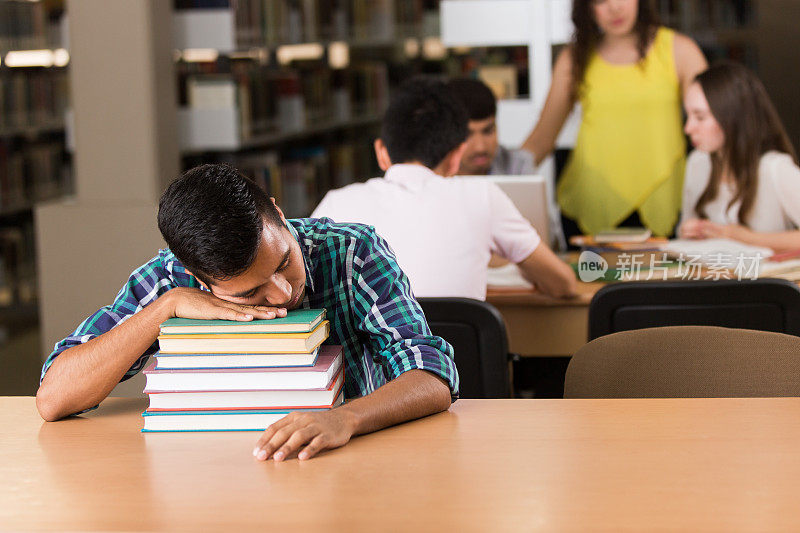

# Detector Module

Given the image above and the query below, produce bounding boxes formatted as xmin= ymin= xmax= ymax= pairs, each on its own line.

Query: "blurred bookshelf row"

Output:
xmin=174 ymin=1 xmax=544 ymax=218
xmin=1 ymin=0 xmax=70 ymax=333
xmin=190 ymin=141 xmax=376 ymax=220
xmin=656 ymin=0 xmax=759 ymax=66
xmin=0 ymin=0 xmax=66 ymax=54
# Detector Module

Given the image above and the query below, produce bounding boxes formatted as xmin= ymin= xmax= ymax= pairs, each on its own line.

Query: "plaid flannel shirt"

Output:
xmin=42 ymin=218 xmax=459 ymax=406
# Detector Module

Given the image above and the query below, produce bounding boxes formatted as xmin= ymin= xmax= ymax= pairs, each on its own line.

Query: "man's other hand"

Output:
xmin=252 ymin=408 xmax=357 ymax=461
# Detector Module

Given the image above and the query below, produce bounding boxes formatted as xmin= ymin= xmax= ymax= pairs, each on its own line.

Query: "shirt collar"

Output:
xmin=383 ymin=164 xmax=443 ymax=193
xmin=285 ymin=219 xmax=316 ymax=294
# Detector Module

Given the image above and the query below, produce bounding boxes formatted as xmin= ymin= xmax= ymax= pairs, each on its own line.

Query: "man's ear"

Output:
xmin=270 ymin=197 xmax=288 ymax=223
xmin=374 ymin=138 xmax=393 ymax=172
xmin=184 ymin=268 xmax=211 ymax=292
xmin=441 ymin=142 xmax=467 ymax=177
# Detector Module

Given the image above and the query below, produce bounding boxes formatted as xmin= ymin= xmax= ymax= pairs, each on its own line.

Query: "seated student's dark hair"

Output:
xmin=158 ymin=163 xmax=283 ymax=287
xmin=446 ymin=77 xmax=497 ymax=121
xmin=381 ymin=76 xmax=468 ymax=168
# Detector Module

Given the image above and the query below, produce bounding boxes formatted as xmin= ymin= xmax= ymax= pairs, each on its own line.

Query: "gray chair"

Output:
xmin=565 ymin=325 xmax=800 ymax=398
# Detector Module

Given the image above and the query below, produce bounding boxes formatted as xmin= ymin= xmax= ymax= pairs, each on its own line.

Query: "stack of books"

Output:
xmin=141 ymin=309 xmax=344 ymax=432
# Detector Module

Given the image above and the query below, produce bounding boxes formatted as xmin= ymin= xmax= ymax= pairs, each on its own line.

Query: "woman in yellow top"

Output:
xmin=522 ymin=0 xmax=707 ymax=236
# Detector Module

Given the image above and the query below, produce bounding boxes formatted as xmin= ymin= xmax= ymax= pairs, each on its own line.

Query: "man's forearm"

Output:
xmin=337 ymin=369 xmax=453 ymax=437
xmin=36 ymin=293 xmax=174 ymax=421
xmin=37 ymin=287 xmax=286 ymax=422
xmin=518 ymin=245 xmax=578 ymax=299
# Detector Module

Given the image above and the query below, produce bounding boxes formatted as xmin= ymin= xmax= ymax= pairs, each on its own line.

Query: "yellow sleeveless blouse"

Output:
xmin=558 ymin=27 xmax=685 ymax=236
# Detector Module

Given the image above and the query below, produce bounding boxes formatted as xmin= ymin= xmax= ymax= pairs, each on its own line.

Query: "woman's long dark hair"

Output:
xmin=693 ymin=62 xmax=797 ymax=225
xmin=570 ymin=0 xmax=659 ymax=98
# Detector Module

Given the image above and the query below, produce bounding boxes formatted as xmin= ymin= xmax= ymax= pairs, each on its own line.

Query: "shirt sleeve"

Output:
xmin=768 ymin=154 xmax=800 ymax=228
xmin=509 ymin=148 xmax=536 ymax=175
xmin=491 ymin=146 xmax=535 ymax=175
xmin=40 ymin=252 xmax=180 ymax=386
xmin=349 ymin=227 xmax=460 ymax=400
xmin=488 ymin=183 xmax=541 ymax=263
xmin=680 ymin=150 xmax=710 ymax=227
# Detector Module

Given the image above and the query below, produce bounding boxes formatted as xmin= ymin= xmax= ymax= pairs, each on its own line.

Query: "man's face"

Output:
xmin=208 ymin=221 xmax=307 ymax=310
xmin=458 ymin=116 xmax=499 ymax=175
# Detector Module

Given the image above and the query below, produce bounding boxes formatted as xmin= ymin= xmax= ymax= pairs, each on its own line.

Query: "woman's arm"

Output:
xmin=521 ymin=47 xmax=577 ymax=166
xmin=674 ymin=33 xmax=708 ymax=94
xmin=688 ymin=155 xmax=800 ymax=252
xmin=697 ymin=223 xmax=800 ymax=253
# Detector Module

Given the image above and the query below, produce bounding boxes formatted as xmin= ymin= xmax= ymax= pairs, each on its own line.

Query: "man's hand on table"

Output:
xmin=253 ymin=408 xmax=357 ymax=462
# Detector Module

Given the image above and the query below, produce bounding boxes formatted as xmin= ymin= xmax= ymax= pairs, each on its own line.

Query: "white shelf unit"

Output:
xmin=440 ymin=0 xmax=578 ymax=149
xmin=172 ymin=9 xmax=239 ymax=152
xmin=440 ymin=0 xmax=578 ymax=249
xmin=173 ymin=9 xmax=237 ymax=53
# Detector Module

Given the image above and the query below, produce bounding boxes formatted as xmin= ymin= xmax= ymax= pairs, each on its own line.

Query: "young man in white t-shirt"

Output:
xmin=312 ymin=77 xmax=576 ymax=300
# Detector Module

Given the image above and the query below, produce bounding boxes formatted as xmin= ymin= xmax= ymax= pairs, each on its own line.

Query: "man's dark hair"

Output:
xmin=157 ymin=163 xmax=283 ymax=287
xmin=380 ymin=76 xmax=468 ymax=168
xmin=446 ymin=77 xmax=497 ymax=121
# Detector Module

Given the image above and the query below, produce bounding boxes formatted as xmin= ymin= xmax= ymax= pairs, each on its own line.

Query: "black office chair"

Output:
xmin=588 ymin=279 xmax=800 ymax=341
xmin=417 ymin=297 xmax=510 ymax=399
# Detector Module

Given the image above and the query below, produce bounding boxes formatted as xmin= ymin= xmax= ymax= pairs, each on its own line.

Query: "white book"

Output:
xmin=187 ymin=77 xmax=237 ymax=109
xmin=154 ymin=347 xmax=319 ymax=370
xmin=146 ymin=369 xmax=344 ymax=411
xmin=594 ymin=228 xmax=652 ymax=243
xmin=663 ymin=239 xmax=773 ymax=268
xmin=144 ymin=346 xmax=342 ymax=392
xmin=142 ymin=393 xmax=344 ymax=432
xmin=487 ymin=264 xmax=533 ymax=289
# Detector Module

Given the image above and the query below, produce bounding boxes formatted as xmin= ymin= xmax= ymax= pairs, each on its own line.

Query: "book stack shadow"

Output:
xmin=141 ymin=309 xmax=343 ymax=432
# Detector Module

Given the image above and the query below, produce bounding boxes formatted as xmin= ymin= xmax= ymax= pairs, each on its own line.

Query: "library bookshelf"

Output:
xmin=0 ymin=0 xmax=71 ymax=341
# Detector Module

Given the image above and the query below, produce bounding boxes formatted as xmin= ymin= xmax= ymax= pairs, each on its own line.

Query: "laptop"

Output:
xmin=458 ymin=175 xmax=550 ymax=245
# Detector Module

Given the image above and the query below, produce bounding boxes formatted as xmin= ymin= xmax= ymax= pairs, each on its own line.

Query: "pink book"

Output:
xmin=143 ymin=345 xmax=343 ymax=392
xmin=146 ymin=368 xmax=345 ymax=412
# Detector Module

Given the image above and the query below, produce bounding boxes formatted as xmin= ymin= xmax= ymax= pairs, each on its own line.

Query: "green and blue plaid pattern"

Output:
xmin=42 ymin=218 xmax=459 ymax=407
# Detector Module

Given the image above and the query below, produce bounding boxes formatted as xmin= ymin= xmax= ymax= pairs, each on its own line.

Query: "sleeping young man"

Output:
xmin=37 ymin=163 xmax=459 ymax=461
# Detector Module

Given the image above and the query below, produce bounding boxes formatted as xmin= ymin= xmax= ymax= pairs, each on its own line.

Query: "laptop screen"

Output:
xmin=456 ymin=175 xmax=550 ymax=245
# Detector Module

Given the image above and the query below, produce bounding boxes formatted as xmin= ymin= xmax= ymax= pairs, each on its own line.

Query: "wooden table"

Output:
xmin=487 ymin=281 xmax=600 ymax=357
xmin=5 ymin=396 xmax=800 ymax=531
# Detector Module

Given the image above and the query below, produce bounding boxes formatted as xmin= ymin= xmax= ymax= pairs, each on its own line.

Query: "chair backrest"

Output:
xmin=417 ymin=297 xmax=510 ymax=398
xmin=588 ymin=279 xmax=800 ymax=341
xmin=565 ymin=325 xmax=800 ymax=398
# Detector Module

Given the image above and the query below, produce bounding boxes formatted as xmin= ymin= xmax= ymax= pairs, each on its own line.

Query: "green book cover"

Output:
xmin=160 ymin=309 xmax=325 ymax=334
